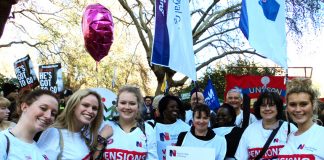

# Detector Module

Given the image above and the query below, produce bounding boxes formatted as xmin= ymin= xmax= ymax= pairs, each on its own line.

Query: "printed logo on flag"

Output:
xmin=258 ymin=0 xmax=280 ymax=21
xmin=239 ymin=0 xmax=287 ymax=68
xmin=203 ymin=79 xmax=220 ymax=110
xmin=169 ymin=150 xmax=176 ymax=157
xmin=160 ymin=132 xmax=170 ymax=141
xmin=297 ymin=144 xmax=305 ymax=150
xmin=136 ymin=141 xmax=142 ymax=147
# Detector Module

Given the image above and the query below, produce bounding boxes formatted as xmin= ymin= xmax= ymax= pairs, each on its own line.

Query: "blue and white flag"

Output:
xmin=203 ymin=79 xmax=220 ymax=110
xmin=239 ymin=0 xmax=287 ymax=68
xmin=151 ymin=0 xmax=197 ymax=81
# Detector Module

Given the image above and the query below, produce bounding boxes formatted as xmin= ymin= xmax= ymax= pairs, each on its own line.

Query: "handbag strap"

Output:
xmin=255 ymin=120 xmax=283 ymax=160
xmin=57 ymin=129 xmax=64 ymax=160
xmin=5 ymin=135 xmax=10 ymax=157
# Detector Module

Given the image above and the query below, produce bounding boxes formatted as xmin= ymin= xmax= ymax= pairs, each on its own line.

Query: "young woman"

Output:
xmin=152 ymin=95 xmax=190 ymax=160
xmin=98 ymin=85 xmax=158 ymax=160
xmin=177 ymin=103 xmax=226 ymax=160
xmin=0 ymin=97 xmax=15 ymax=131
xmin=37 ymin=89 xmax=104 ymax=159
xmin=235 ymin=92 xmax=296 ymax=160
xmin=279 ymin=78 xmax=324 ymax=159
xmin=0 ymin=89 xmax=59 ymax=159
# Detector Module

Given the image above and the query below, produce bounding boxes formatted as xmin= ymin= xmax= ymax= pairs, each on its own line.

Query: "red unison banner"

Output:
xmin=225 ymin=75 xmax=292 ymax=105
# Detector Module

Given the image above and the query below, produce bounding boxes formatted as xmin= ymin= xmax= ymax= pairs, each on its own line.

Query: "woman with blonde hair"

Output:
xmin=279 ymin=78 xmax=324 ymax=159
xmin=0 ymin=97 xmax=15 ymax=131
xmin=0 ymin=89 xmax=59 ymax=159
xmin=95 ymin=85 xmax=157 ymax=160
xmin=37 ymin=89 xmax=104 ymax=159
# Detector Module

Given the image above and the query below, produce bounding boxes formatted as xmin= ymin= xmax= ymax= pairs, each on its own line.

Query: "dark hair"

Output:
xmin=158 ymin=95 xmax=185 ymax=121
xmin=62 ymin=89 xmax=73 ymax=98
xmin=144 ymin=96 xmax=153 ymax=100
xmin=2 ymin=83 xmax=18 ymax=97
xmin=218 ymin=103 xmax=236 ymax=126
xmin=253 ymin=92 xmax=283 ymax=120
xmin=16 ymin=89 xmax=59 ymax=116
xmin=192 ymin=103 xmax=210 ymax=118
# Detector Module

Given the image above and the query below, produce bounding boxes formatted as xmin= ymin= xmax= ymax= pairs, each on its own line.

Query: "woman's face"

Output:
xmin=216 ymin=107 xmax=233 ymax=126
xmin=287 ymin=92 xmax=313 ymax=127
xmin=193 ymin=111 xmax=209 ymax=132
xmin=73 ymin=94 xmax=99 ymax=128
xmin=22 ymin=95 xmax=58 ymax=132
xmin=0 ymin=105 xmax=10 ymax=122
xmin=260 ymin=99 xmax=278 ymax=122
xmin=117 ymin=91 xmax=139 ymax=122
xmin=163 ymin=100 xmax=179 ymax=123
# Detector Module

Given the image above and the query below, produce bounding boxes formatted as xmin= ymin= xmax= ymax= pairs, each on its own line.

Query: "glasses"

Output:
xmin=260 ymin=104 xmax=276 ymax=109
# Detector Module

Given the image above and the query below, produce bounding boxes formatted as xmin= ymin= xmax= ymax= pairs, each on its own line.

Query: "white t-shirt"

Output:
xmin=37 ymin=128 xmax=91 ymax=160
xmin=181 ymin=130 xmax=227 ymax=160
xmin=154 ymin=119 xmax=190 ymax=160
xmin=101 ymin=121 xmax=158 ymax=160
xmin=213 ymin=126 xmax=235 ymax=136
xmin=279 ymin=123 xmax=324 ymax=160
xmin=235 ymin=109 xmax=257 ymax=127
xmin=185 ymin=110 xmax=194 ymax=125
xmin=235 ymin=120 xmax=297 ymax=160
xmin=0 ymin=129 xmax=49 ymax=160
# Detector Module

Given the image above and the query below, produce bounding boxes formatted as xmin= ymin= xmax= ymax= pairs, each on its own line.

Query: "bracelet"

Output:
xmin=97 ymin=135 xmax=108 ymax=145
xmin=94 ymin=146 xmax=104 ymax=151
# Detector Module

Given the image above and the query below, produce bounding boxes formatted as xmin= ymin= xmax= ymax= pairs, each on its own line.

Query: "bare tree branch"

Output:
xmin=192 ymin=0 xmax=220 ymax=34
xmin=118 ymin=0 xmax=150 ymax=53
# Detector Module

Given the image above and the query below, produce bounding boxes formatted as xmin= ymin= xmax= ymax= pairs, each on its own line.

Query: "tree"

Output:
xmin=0 ymin=0 xmax=156 ymax=95
xmin=0 ymin=0 xmax=322 ymax=95
xmin=0 ymin=73 xmax=18 ymax=92
xmin=116 ymin=0 xmax=323 ymax=95
xmin=196 ymin=59 xmax=283 ymax=101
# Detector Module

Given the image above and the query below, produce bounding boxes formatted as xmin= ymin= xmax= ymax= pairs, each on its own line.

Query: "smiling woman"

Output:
xmin=279 ymin=78 xmax=324 ymax=159
xmin=176 ymin=103 xmax=227 ymax=160
xmin=152 ymin=95 xmax=189 ymax=160
xmin=36 ymin=89 xmax=104 ymax=160
xmin=235 ymin=92 xmax=296 ymax=160
xmin=0 ymin=89 xmax=59 ymax=159
xmin=98 ymin=85 xmax=158 ymax=160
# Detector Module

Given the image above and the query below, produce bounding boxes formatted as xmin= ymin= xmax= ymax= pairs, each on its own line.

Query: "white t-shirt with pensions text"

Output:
xmin=278 ymin=123 xmax=324 ymax=160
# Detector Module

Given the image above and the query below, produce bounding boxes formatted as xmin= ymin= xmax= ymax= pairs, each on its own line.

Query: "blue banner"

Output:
xmin=203 ymin=79 xmax=220 ymax=110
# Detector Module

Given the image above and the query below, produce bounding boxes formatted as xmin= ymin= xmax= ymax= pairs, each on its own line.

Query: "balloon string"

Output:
xmin=96 ymin=61 xmax=99 ymax=87
xmin=96 ymin=61 xmax=99 ymax=72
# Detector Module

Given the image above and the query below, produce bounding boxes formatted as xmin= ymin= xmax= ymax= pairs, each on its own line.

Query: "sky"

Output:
xmin=0 ymin=0 xmax=323 ymax=97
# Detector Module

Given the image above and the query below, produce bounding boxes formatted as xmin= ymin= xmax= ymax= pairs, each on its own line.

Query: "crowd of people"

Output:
xmin=1 ymin=78 xmax=324 ymax=159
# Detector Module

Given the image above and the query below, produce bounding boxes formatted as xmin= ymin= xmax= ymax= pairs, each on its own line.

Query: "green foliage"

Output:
xmin=0 ymin=73 xmax=18 ymax=91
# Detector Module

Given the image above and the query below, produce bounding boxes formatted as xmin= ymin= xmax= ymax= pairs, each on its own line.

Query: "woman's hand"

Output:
xmin=99 ymin=124 xmax=113 ymax=139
